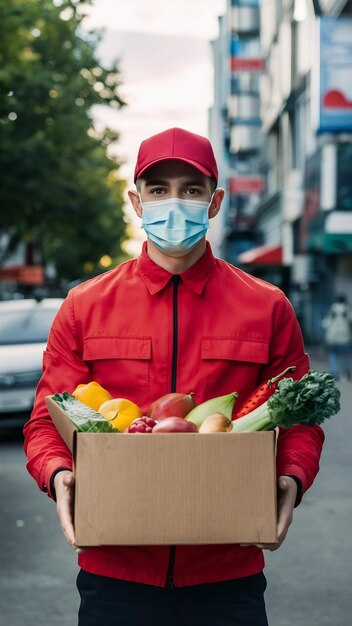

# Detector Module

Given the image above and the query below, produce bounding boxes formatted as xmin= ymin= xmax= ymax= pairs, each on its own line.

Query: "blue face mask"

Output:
xmin=140 ymin=196 xmax=213 ymax=254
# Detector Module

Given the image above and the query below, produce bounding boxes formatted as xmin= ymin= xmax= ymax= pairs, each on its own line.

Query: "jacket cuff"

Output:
xmin=49 ymin=467 xmax=73 ymax=502
xmin=41 ymin=458 xmax=73 ymax=499
xmin=286 ymin=474 xmax=303 ymax=507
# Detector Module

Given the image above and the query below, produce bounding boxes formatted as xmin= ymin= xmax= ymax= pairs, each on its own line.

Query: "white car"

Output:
xmin=0 ymin=298 xmax=64 ymax=428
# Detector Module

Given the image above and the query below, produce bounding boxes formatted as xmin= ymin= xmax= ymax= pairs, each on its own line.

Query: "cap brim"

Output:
xmin=135 ymin=157 xmax=214 ymax=182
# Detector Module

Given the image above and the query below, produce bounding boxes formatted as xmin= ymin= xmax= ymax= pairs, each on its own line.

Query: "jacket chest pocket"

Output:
xmin=201 ymin=338 xmax=269 ymax=400
xmin=83 ymin=336 xmax=152 ymax=404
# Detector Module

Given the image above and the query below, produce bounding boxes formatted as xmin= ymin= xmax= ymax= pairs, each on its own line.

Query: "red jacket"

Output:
xmin=24 ymin=242 xmax=324 ymax=587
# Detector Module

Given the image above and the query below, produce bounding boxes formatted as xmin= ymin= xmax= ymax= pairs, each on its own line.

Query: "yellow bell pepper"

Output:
xmin=72 ymin=381 xmax=112 ymax=411
xmin=98 ymin=398 xmax=142 ymax=431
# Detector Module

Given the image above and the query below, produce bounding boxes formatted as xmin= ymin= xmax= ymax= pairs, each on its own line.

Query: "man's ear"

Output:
xmin=128 ymin=190 xmax=143 ymax=218
xmin=209 ymin=188 xmax=225 ymax=219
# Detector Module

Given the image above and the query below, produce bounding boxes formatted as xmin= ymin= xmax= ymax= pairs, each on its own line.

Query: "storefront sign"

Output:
xmin=230 ymin=57 xmax=264 ymax=72
xmin=230 ymin=175 xmax=265 ymax=194
xmin=0 ymin=265 xmax=44 ymax=285
xmin=230 ymin=36 xmax=264 ymax=73
xmin=299 ymin=152 xmax=321 ymax=252
xmin=318 ymin=16 xmax=352 ymax=132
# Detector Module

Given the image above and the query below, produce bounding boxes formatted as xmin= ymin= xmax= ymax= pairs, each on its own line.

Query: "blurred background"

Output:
xmin=1 ymin=1 xmax=352 ymax=625
xmin=1 ymin=0 xmax=352 ymax=339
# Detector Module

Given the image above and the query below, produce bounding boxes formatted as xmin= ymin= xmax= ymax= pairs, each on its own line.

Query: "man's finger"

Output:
xmin=55 ymin=470 xmax=77 ymax=547
xmin=62 ymin=473 xmax=75 ymax=488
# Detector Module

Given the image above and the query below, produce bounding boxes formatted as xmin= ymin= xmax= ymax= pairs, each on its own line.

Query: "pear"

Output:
xmin=185 ymin=391 xmax=238 ymax=427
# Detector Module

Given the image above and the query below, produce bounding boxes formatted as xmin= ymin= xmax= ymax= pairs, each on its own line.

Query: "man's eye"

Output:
xmin=151 ymin=188 xmax=165 ymax=195
xmin=186 ymin=188 xmax=201 ymax=195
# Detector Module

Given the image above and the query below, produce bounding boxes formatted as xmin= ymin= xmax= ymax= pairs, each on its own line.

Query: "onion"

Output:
xmin=152 ymin=417 xmax=198 ymax=433
xmin=199 ymin=412 xmax=232 ymax=433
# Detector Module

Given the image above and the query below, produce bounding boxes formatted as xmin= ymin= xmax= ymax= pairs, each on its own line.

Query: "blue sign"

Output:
xmin=230 ymin=37 xmax=260 ymax=58
xmin=318 ymin=16 xmax=352 ymax=132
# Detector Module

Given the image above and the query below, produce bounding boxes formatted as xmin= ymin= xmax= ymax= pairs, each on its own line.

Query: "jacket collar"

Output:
xmin=137 ymin=241 xmax=216 ymax=295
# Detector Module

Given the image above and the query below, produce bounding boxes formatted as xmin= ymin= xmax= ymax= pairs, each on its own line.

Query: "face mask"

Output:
xmin=140 ymin=196 xmax=213 ymax=254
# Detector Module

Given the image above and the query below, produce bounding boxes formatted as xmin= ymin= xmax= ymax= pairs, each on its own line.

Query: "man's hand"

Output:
xmin=241 ymin=475 xmax=298 ymax=551
xmin=259 ymin=475 xmax=298 ymax=551
xmin=54 ymin=470 xmax=83 ymax=553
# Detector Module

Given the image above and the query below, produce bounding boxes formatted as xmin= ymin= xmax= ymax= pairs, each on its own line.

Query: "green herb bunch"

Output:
xmin=231 ymin=370 xmax=341 ymax=433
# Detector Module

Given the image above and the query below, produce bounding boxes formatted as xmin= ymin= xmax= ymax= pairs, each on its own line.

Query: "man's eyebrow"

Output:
xmin=144 ymin=179 xmax=207 ymax=187
xmin=144 ymin=179 xmax=169 ymax=187
xmin=183 ymin=180 xmax=207 ymax=187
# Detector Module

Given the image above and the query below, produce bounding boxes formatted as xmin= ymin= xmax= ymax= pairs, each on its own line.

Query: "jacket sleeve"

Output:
xmin=260 ymin=292 xmax=310 ymax=382
xmin=23 ymin=291 xmax=90 ymax=498
xmin=260 ymin=292 xmax=325 ymax=503
xmin=276 ymin=424 xmax=325 ymax=504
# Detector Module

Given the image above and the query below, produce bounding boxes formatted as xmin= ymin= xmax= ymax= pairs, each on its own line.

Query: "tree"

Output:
xmin=0 ymin=0 xmax=128 ymax=281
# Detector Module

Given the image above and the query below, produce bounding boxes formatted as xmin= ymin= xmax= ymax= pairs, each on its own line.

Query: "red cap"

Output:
xmin=134 ymin=127 xmax=218 ymax=184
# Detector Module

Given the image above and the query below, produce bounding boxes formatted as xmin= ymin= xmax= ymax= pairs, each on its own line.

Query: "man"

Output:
xmin=24 ymin=127 xmax=324 ymax=625
xmin=322 ymin=293 xmax=352 ymax=381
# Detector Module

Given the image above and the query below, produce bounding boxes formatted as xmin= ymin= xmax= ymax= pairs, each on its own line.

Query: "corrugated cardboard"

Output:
xmin=46 ymin=396 xmax=277 ymax=547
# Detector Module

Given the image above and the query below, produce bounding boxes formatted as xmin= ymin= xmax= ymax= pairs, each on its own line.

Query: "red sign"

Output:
xmin=0 ymin=265 xmax=45 ymax=285
xmin=230 ymin=57 xmax=265 ymax=72
xmin=299 ymin=151 xmax=321 ymax=252
xmin=230 ymin=175 xmax=265 ymax=195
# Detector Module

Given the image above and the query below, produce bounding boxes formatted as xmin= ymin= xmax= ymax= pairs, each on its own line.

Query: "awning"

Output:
xmin=307 ymin=211 xmax=352 ymax=253
xmin=238 ymin=244 xmax=283 ymax=266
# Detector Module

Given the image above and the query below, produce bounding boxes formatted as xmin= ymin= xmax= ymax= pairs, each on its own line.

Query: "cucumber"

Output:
xmin=52 ymin=393 xmax=119 ymax=433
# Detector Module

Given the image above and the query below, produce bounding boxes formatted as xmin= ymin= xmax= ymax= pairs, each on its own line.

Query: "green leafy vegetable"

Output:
xmin=52 ymin=393 xmax=119 ymax=433
xmin=231 ymin=370 xmax=340 ymax=433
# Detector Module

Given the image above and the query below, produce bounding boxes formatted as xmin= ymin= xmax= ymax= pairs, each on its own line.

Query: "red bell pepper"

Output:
xmin=233 ymin=366 xmax=296 ymax=419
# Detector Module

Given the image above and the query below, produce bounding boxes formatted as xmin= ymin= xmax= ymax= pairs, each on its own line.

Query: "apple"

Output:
xmin=147 ymin=392 xmax=195 ymax=421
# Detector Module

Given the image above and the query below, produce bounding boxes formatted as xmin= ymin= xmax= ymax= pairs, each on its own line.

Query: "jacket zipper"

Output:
xmin=165 ymin=274 xmax=180 ymax=589
xmin=171 ymin=274 xmax=180 ymax=392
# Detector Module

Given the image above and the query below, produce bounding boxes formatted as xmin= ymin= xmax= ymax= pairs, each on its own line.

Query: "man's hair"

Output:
xmin=135 ymin=177 xmax=217 ymax=194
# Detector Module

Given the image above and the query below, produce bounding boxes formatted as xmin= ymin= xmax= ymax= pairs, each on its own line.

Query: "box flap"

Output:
xmin=74 ymin=431 xmax=277 ymax=546
xmin=45 ymin=395 xmax=77 ymax=453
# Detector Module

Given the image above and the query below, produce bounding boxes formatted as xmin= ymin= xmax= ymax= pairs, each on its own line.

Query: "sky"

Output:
xmin=81 ymin=0 xmax=227 ymax=254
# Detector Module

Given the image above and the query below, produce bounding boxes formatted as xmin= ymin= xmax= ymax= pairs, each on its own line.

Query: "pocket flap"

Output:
xmin=83 ymin=337 xmax=152 ymax=361
xmin=201 ymin=338 xmax=269 ymax=364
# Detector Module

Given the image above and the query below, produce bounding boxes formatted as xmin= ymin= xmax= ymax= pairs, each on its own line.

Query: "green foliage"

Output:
xmin=268 ymin=370 xmax=341 ymax=428
xmin=0 ymin=0 xmax=128 ymax=280
xmin=53 ymin=392 xmax=119 ymax=432
xmin=231 ymin=369 xmax=341 ymax=432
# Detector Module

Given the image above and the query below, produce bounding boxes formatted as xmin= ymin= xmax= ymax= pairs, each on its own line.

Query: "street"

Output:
xmin=0 ymin=351 xmax=351 ymax=626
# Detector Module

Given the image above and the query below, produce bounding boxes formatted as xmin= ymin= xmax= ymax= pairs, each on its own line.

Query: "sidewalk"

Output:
xmin=265 ymin=342 xmax=352 ymax=626
xmin=305 ymin=344 xmax=328 ymax=369
xmin=306 ymin=343 xmax=352 ymax=384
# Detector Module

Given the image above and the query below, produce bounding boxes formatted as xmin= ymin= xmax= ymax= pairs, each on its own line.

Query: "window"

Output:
xmin=337 ymin=144 xmax=352 ymax=211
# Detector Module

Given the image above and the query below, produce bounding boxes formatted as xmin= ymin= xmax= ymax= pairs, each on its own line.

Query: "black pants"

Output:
xmin=77 ymin=569 xmax=269 ymax=626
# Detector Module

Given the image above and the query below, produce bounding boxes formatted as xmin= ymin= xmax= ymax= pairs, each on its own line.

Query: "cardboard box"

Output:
xmin=46 ymin=396 xmax=278 ymax=547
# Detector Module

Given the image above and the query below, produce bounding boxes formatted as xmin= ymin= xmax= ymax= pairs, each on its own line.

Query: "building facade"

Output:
xmin=210 ymin=0 xmax=352 ymax=343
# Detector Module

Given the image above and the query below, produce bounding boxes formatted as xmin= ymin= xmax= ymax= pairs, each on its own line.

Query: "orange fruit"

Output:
xmin=98 ymin=398 xmax=142 ymax=432
xmin=72 ymin=381 xmax=112 ymax=411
